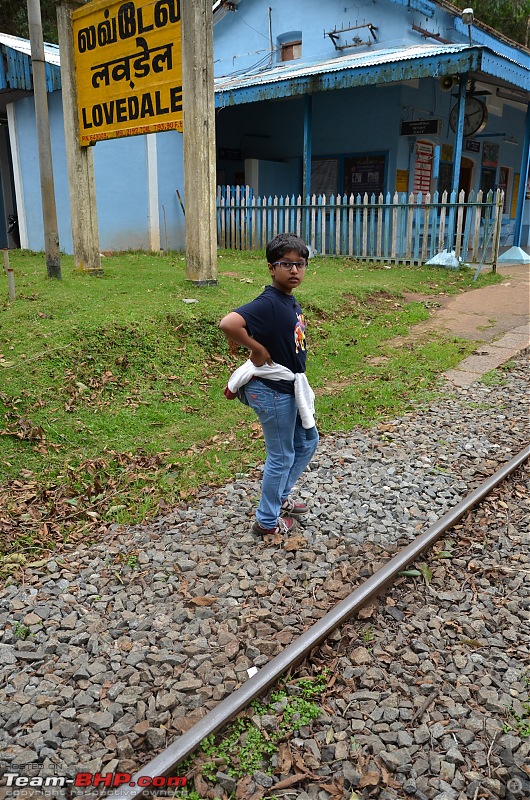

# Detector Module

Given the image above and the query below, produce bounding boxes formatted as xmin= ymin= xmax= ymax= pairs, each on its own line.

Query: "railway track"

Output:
xmin=109 ymin=444 xmax=530 ymax=800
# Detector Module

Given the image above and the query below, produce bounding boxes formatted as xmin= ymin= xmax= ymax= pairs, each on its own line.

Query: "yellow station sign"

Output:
xmin=72 ymin=0 xmax=182 ymax=145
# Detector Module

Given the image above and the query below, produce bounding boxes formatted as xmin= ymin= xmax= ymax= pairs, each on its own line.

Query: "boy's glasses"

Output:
xmin=272 ymin=261 xmax=307 ymax=270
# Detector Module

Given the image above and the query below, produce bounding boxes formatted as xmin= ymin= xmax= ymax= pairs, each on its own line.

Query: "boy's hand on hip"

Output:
xmin=218 ymin=312 xmax=272 ymax=366
xmin=250 ymin=344 xmax=272 ymax=367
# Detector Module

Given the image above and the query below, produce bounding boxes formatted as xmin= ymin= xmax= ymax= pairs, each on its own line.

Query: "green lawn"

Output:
xmin=0 ymin=248 xmax=501 ymax=556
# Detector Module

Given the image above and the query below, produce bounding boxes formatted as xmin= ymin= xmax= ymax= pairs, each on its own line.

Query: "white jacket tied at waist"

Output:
xmin=227 ymin=360 xmax=316 ymax=429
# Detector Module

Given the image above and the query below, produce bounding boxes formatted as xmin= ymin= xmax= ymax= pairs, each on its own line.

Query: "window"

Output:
xmin=311 ymin=159 xmax=338 ymax=196
xmin=280 ymin=40 xmax=301 ymax=61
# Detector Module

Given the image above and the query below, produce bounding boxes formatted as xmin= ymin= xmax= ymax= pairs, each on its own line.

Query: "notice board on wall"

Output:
xmin=395 ymin=169 xmax=409 ymax=192
xmin=343 ymin=155 xmax=386 ymax=196
xmin=413 ymin=140 xmax=434 ymax=194
xmin=511 ymin=174 xmax=520 ymax=218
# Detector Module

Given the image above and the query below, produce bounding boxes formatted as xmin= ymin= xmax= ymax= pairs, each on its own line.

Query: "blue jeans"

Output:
xmin=243 ymin=379 xmax=319 ymax=529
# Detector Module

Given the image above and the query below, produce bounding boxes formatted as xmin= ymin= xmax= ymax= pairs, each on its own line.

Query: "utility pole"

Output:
xmin=182 ymin=0 xmax=218 ymax=285
xmin=56 ymin=0 xmax=102 ymax=274
xmin=27 ymin=0 xmax=61 ymax=279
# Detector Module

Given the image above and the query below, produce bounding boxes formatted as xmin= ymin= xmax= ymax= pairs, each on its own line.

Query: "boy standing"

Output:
xmin=219 ymin=232 xmax=319 ymax=536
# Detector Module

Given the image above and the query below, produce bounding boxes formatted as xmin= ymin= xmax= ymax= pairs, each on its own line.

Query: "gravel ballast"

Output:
xmin=0 ymin=351 xmax=528 ymax=800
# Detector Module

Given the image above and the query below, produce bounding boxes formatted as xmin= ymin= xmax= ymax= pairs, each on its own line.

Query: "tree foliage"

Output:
xmin=452 ymin=0 xmax=530 ymax=46
xmin=0 ymin=0 xmax=58 ymax=43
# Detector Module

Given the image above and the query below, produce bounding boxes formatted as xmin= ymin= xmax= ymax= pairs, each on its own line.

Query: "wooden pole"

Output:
xmin=182 ymin=0 xmax=218 ymax=285
xmin=27 ymin=0 xmax=62 ymax=279
xmin=56 ymin=1 xmax=102 ymax=274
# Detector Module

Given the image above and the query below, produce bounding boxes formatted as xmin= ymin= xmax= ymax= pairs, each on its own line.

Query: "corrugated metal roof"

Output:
xmin=215 ymin=43 xmax=472 ymax=92
xmin=214 ymin=41 xmax=529 ymax=104
xmin=0 ymin=33 xmax=61 ymax=93
xmin=0 ymin=33 xmax=60 ymax=66
xmin=213 ymin=43 xmax=490 ymax=106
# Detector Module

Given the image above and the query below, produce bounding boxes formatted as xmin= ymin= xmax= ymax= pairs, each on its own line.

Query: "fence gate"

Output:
xmin=216 ymin=186 xmax=504 ymax=266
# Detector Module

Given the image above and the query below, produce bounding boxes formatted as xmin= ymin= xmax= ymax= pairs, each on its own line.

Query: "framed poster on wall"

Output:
xmin=482 ymin=142 xmax=499 ymax=168
xmin=343 ymin=155 xmax=386 ymax=196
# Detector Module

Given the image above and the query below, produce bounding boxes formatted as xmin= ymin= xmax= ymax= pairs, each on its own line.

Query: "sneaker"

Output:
xmin=280 ymin=496 xmax=309 ymax=518
xmin=252 ymin=516 xmax=296 ymax=536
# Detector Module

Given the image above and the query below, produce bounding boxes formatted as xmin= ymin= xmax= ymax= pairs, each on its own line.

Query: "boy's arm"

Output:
xmin=219 ymin=312 xmax=272 ymax=366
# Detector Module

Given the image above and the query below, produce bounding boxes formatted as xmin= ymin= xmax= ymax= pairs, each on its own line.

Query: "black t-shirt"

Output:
xmin=235 ymin=285 xmax=307 ymax=394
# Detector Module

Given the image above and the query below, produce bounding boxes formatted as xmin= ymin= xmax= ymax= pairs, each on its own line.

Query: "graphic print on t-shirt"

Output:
xmin=294 ymin=313 xmax=306 ymax=353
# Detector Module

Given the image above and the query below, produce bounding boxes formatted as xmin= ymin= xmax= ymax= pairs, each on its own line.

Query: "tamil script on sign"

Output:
xmin=72 ymin=0 xmax=182 ymax=145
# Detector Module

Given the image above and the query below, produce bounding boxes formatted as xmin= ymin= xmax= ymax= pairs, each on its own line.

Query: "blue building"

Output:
xmin=0 ymin=0 xmax=528 ymax=253
xmin=213 ymin=0 xmax=530 ymax=250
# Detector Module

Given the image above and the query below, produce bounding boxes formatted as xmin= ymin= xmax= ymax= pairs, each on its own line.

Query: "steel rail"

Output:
xmin=110 ymin=443 xmax=530 ymax=799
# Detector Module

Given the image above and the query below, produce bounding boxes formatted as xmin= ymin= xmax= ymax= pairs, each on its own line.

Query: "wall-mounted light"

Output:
xmin=462 ymin=7 xmax=474 ymax=45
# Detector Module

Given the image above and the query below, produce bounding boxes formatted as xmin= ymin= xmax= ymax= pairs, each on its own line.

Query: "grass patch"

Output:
xmin=183 ymin=672 xmax=329 ymax=796
xmin=0 ymin=249 xmax=501 ymax=557
xmin=503 ymin=700 xmax=530 ymax=738
xmin=480 ymin=369 xmax=507 ymax=386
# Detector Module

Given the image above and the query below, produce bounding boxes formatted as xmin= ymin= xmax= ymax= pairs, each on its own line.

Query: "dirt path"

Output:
xmin=393 ymin=263 xmax=530 ymax=386
xmin=396 ymin=263 xmax=529 ymax=345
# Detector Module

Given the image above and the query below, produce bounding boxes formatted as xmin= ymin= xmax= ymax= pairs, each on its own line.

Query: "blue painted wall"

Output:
xmin=94 ymin=135 xmax=149 ymax=251
xmin=93 ymin=129 xmax=186 ymax=251
xmin=214 ymin=0 xmax=528 ymax=75
xmin=16 ymin=91 xmax=72 ymax=253
xmin=156 ymin=129 xmax=186 ymax=251
xmin=213 ymin=0 xmax=452 ymax=78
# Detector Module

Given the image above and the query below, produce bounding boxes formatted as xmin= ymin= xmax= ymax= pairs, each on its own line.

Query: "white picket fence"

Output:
xmin=216 ymin=187 xmax=504 ymax=264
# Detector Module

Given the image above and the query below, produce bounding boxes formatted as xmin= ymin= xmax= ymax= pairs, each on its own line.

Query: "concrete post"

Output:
xmin=56 ymin=1 xmax=102 ymax=273
xmin=27 ymin=0 xmax=61 ymax=278
xmin=182 ymin=0 xmax=217 ymax=285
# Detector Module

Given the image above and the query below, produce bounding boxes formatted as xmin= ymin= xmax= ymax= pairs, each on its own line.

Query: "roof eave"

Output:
xmin=215 ymin=47 xmax=483 ymax=106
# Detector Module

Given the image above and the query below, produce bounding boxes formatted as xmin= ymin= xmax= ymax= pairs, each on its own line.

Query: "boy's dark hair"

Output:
xmin=266 ymin=232 xmax=309 ymax=264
